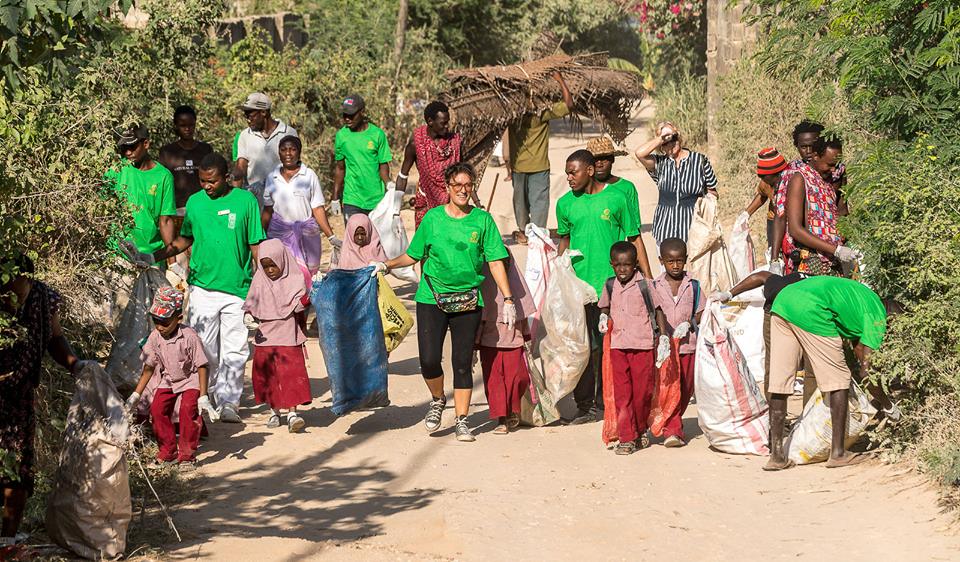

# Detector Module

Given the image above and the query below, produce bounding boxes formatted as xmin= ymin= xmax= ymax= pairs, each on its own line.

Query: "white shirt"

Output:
xmin=236 ymin=120 xmax=298 ymax=186
xmin=263 ymin=164 xmax=325 ymax=222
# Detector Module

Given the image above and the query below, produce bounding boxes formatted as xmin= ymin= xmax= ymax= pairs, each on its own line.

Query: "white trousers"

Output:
xmin=187 ymin=285 xmax=249 ymax=409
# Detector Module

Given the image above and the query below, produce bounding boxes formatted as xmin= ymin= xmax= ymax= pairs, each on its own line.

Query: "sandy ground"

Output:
xmin=162 ymin=103 xmax=960 ymax=561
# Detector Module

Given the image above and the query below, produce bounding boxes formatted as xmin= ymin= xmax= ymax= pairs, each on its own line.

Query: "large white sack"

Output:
xmin=728 ymin=215 xmax=756 ymax=281
xmin=105 ymin=267 xmax=170 ymax=393
xmin=369 ymin=187 xmax=418 ymax=283
xmin=686 ymin=194 xmax=738 ymax=294
xmin=695 ymin=302 xmax=770 ymax=455
xmin=716 ymin=268 xmax=767 ymax=386
xmin=538 ymin=251 xmax=597 ymax=402
xmin=785 ymin=381 xmax=877 ymax=464
xmin=523 ymin=223 xmax=557 ymax=322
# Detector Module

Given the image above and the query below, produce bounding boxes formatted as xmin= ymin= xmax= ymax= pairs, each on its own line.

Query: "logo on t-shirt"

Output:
xmin=149 ymin=184 xmax=157 ymax=196
xmin=600 ymin=208 xmax=611 ymax=221
xmin=367 ymin=140 xmax=375 ymax=150
xmin=228 ymin=213 xmax=237 ymax=229
xmin=469 ymin=231 xmax=479 ymax=244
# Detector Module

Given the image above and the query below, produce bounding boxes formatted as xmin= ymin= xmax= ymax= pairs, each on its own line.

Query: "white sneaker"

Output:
xmin=664 ymin=435 xmax=686 ymax=448
xmin=287 ymin=413 xmax=306 ymax=433
xmin=454 ymin=416 xmax=475 ymax=442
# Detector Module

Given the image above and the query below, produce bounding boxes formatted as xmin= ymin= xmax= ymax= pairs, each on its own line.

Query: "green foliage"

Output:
xmin=653 ymin=72 xmax=706 ymax=149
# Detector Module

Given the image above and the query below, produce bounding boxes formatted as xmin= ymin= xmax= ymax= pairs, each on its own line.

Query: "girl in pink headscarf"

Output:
xmin=243 ymin=239 xmax=313 ymax=433
xmin=335 ymin=214 xmax=388 ymax=270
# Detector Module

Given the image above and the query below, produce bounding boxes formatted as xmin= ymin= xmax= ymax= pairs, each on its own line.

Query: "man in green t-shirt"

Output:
xmin=109 ymin=124 xmax=177 ymax=269
xmin=331 ymin=94 xmax=393 ymax=223
xmin=131 ymin=153 xmax=267 ymax=424
xmin=506 ymin=72 xmax=574 ymax=243
xmin=556 ymin=149 xmax=630 ymax=425
xmin=586 ymin=135 xmax=654 ymax=279
xmin=766 ymin=276 xmax=887 ymax=470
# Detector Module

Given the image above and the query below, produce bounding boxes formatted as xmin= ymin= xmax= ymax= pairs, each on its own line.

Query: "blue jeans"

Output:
xmin=511 ymin=170 xmax=550 ymax=230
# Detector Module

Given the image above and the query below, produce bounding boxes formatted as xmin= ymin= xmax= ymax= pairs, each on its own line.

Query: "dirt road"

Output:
xmin=164 ymin=104 xmax=959 ymax=561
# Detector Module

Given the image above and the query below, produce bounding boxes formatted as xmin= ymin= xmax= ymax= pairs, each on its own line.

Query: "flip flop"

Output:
xmin=762 ymin=458 xmax=796 ymax=471
xmin=493 ymin=424 xmax=509 ymax=435
xmin=825 ymin=453 xmax=869 ymax=468
xmin=615 ymin=441 xmax=637 ymax=455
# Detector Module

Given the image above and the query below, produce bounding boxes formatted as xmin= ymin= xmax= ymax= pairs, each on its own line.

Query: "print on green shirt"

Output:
xmin=107 ymin=162 xmax=177 ymax=259
xmin=334 ymin=124 xmax=393 ymax=210
xmin=556 ymin=187 xmax=629 ymax=298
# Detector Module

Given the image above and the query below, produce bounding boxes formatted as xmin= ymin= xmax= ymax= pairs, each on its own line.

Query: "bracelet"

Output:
xmin=398 ymin=172 xmax=409 ymax=180
xmin=504 ymin=296 xmax=515 ymax=303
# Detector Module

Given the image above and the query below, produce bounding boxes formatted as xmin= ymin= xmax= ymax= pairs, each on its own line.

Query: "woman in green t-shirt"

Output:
xmin=374 ymin=163 xmax=515 ymax=442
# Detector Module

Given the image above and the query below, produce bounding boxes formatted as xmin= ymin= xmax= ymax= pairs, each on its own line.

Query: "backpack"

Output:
xmin=604 ymin=276 xmax=659 ymax=338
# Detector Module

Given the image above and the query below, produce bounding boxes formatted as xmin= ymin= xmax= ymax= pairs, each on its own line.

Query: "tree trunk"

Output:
xmin=388 ymin=0 xmax=409 ymax=131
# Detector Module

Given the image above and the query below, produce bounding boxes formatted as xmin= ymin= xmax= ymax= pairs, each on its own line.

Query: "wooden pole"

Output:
xmin=485 ymin=173 xmax=500 ymax=210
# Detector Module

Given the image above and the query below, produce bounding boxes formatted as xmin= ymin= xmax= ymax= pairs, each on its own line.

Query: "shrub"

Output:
xmin=652 ymin=72 xmax=706 ymax=150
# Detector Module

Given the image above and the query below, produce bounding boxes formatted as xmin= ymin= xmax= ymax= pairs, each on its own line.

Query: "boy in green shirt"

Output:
xmin=331 ymin=94 xmax=393 ymax=222
xmin=556 ymin=149 xmax=630 ymax=425
xmin=128 ymin=153 xmax=266 ymax=423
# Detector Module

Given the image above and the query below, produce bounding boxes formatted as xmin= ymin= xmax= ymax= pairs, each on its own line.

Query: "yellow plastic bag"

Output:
xmin=378 ymin=274 xmax=413 ymax=353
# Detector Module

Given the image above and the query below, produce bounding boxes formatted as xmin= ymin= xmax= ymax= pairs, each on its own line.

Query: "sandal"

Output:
xmin=507 ymin=413 xmax=520 ymax=429
xmin=266 ymin=414 xmax=281 ymax=429
xmin=825 ymin=453 xmax=868 ymax=468
xmin=615 ymin=441 xmax=637 ymax=455
xmin=493 ymin=423 xmax=509 ymax=435
xmin=762 ymin=457 xmax=796 ymax=471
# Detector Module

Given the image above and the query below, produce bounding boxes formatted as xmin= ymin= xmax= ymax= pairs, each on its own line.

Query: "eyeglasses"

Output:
xmin=448 ymin=182 xmax=473 ymax=192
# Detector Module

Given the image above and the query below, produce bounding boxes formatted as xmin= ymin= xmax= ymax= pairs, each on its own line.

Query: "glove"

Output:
xmin=598 ymin=312 xmax=610 ymax=334
xmin=768 ymin=260 xmax=784 ymax=276
xmin=711 ymin=290 xmax=733 ymax=303
xmin=673 ymin=321 xmax=691 ymax=340
xmin=311 ymin=270 xmax=325 ymax=284
xmin=386 ymin=181 xmax=397 ymax=192
xmin=243 ymin=312 xmax=260 ymax=331
xmin=119 ymin=239 xmax=153 ymax=268
xmin=655 ymin=335 xmax=671 ymax=368
xmin=125 ymin=391 xmax=141 ymax=411
xmin=501 ymin=301 xmax=517 ymax=331
xmin=198 ymin=395 xmax=220 ymax=422
xmin=369 ymin=261 xmax=387 ymax=278
xmin=734 ymin=210 xmax=750 ymax=232
xmin=329 ymin=200 xmax=342 ymax=216
xmin=471 ymin=349 xmax=479 ymax=371
xmin=169 ymin=262 xmax=188 ymax=282
xmin=834 ymin=244 xmax=857 ymax=263
xmin=327 ymin=234 xmax=343 ymax=249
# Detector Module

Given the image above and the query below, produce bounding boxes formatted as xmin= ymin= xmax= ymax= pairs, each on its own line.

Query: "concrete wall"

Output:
xmin=705 ymin=0 xmax=758 ymax=153
xmin=212 ymin=13 xmax=309 ymax=50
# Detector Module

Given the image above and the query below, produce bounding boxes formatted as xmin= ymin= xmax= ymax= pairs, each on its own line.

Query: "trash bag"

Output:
xmin=46 ymin=362 xmax=131 ymax=560
xmin=686 ymin=194 xmax=738 ymax=294
xmin=695 ymin=302 xmax=770 ymax=455
xmin=519 ymin=345 xmax=559 ymax=427
xmin=369 ymin=186 xmax=418 ymax=284
xmin=785 ymin=381 xmax=877 ymax=465
xmin=648 ymin=338 xmax=682 ymax=437
xmin=538 ymin=251 xmax=597 ymax=402
xmin=729 ymin=215 xmax=756 ymax=281
xmin=601 ymin=323 xmax=618 ymax=445
xmin=523 ymin=223 xmax=557 ymax=323
xmin=715 ymin=275 xmax=766 ymax=387
xmin=312 ymin=268 xmax=389 ymax=415
xmin=105 ymin=267 xmax=171 ymax=393
xmin=377 ymin=273 xmax=413 ymax=354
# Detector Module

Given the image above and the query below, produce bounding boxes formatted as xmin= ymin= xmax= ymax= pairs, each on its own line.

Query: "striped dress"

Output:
xmin=649 ymin=151 xmax=718 ymax=243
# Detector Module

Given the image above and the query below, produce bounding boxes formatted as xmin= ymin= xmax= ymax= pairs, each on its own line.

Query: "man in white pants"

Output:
xmin=130 ymin=152 xmax=265 ymax=423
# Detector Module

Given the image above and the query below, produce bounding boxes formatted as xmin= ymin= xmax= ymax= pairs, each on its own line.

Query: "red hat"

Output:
xmin=149 ymin=287 xmax=184 ymax=319
xmin=757 ymin=147 xmax=787 ymax=176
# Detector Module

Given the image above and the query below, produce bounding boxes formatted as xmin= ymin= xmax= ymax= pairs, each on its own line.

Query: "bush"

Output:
xmin=653 ymin=72 xmax=706 ymax=150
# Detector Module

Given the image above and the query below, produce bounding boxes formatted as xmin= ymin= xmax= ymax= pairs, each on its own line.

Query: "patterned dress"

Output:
xmin=412 ymin=125 xmax=461 ymax=227
xmin=774 ymin=161 xmax=843 ymax=275
xmin=0 ymin=282 xmax=60 ymax=494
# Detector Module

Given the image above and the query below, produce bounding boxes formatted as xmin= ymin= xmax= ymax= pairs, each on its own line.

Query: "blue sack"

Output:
xmin=311 ymin=267 xmax=389 ymax=415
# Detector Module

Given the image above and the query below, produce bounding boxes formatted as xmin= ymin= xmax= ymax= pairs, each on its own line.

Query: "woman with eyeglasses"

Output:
xmin=372 ymin=163 xmax=516 ymax=442
xmin=634 ymin=122 xmax=719 ymax=245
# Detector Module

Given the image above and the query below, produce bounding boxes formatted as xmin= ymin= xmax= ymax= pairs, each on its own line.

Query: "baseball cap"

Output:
xmin=115 ymin=124 xmax=149 ymax=148
xmin=241 ymin=92 xmax=272 ymax=111
xmin=341 ymin=94 xmax=365 ymax=116
xmin=149 ymin=287 xmax=184 ymax=319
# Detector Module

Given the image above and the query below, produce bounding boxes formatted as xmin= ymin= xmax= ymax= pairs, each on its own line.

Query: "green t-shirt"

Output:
xmin=556 ymin=186 xmax=630 ymax=298
xmin=334 ymin=123 xmax=392 ymax=210
xmin=771 ymin=276 xmax=887 ymax=350
xmin=181 ymin=187 xmax=266 ymax=299
xmin=508 ymin=101 xmax=570 ymax=173
xmin=107 ymin=162 xmax=176 ymax=256
xmin=406 ymin=206 xmax=509 ymax=306
xmin=231 ymin=131 xmax=241 ymax=161
xmin=606 ymin=178 xmax=641 ymax=239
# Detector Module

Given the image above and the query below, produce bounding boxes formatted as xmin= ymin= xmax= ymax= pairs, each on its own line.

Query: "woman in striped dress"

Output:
xmin=635 ymin=122 xmax=719 ymax=244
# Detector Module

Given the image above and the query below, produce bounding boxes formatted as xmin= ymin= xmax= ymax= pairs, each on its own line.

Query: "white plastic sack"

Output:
xmin=687 ymin=194 xmax=738 ymax=294
xmin=46 ymin=362 xmax=131 ymax=560
xmin=695 ymin=302 xmax=770 ymax=455
xmin=729 ymin=216 xmax=756 ymax=281
xmin=369 ymin=187 xmax=418 ymax=283
xmin=785 ymin=381 xmax=877 ymax=465
xmin=538 ymin=251 xmax=597 ymax=402
xmin=716 ymin=268 xmax=767 ymax=386
xmin=523 ymin=223 xmax=557 ymax=322
xmin=519 ymin=345 xmax=560 ymax=427
xmin=105 ymin=267 xmax=170 ymax=393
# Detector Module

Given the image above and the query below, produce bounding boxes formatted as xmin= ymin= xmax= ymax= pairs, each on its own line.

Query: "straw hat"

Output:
xmin=586 ymin=136 xmax=628 ymax=158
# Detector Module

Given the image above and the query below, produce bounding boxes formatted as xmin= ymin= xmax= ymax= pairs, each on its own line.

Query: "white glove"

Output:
xmin=119 ymin=239 xmax=153 ymax=268
xmin=734 ymin=210 xmax=750 ymax=232
xmin=655 ymin=335 xmax=670 ymax=368
xmin=369 ymin=261 xmax=387 ymax=278
xmin=768 ymin=260 xmax=784 ymax=276
xmin=243 ymin=312 xmax=260 ymax=331
xmin=327 ymin=234 xmax=343 ymax=249
xmin=711 ymin=290 xmax=733 ymax=303
xmin=673 ymin=321 xmax=691 ymax=340
xmin=169 ymin=262 xmax=188 ymax=282
xmin=386 ymin=180 xmax=397 ymax=192
xmin=598 ymin=312 xmax=610 ymax=334
xmin=329 ymin=200 xmax=342 ymax=216
xmin=125 ymin=391 xmax=141 ymax=411
xmin=501 ymin=301 xmax=517 ymax=331
xmin=198 ymin=395 xmax=219 ymax=422
xmin=311 ymin=270 xmax=325 ymax=284
xmin=834 ymin=245 xmax=857 ymax=263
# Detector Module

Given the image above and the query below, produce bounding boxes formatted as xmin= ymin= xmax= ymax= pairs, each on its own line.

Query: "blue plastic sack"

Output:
xmin=311 ymin=267 xmax=389 ymax=415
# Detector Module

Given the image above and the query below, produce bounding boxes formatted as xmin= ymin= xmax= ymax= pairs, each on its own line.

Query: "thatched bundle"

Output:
xmin=439 ymin=52 xmax=645 ymax=180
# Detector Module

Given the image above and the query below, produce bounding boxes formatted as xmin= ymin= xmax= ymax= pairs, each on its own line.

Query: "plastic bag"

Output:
xmin=538 ymin=251 xmax=597 ymax=402
xmin=716 ymin=273 xmax=767 ymax=386
xmin=695 ymin=302 xmax=770 ymax=455
xmin=519 ymin=345 xmax=559 ymax=427
xmin=601 ymin=324 xmax=618 ymax=444
xmin=105 ymin=267 xmax=171 ymax=393
xmin=46 ymin=362 xmax=131 ymax=560
xmin=729 ymin=216 xmax=756 ymax=281
xmin=686 ymin=194 xmax=738 ymax=294
xmin=648 ymin=338 xmax=682 ymax=437
xmin=377 ymin=273 xmax=413 ymax=354
xmin=523 ymin=223 xmax=557 ymax=323
xmin=369 ymin=186 xmax=418 ymax=284
xmin=785 ymin=381 xmax=877 ymax=464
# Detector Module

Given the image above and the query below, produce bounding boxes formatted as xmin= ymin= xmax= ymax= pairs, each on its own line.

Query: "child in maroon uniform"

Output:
xmin=652 ymin=238 xmax=704 ymax=447
xmin=598 ymin=242 xmax=665 ymax=455
xmin=127 ymin=287 xmax=211 ymax=465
